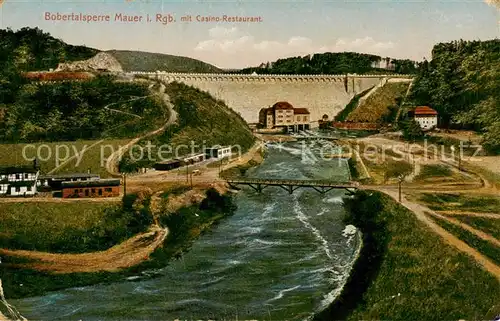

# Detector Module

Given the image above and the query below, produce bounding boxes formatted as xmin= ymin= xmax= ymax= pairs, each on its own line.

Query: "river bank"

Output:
xmin=0 ymin=186 xmax=238 ymax=301
xmin=316 ymin=190 xmax=500 ymax=320
xmin=0 ymin=139 xmax=265 ymax=301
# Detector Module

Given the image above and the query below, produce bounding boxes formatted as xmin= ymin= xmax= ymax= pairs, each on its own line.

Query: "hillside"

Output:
xmin=346 ymin=81 xmax=409 ymax=123
xmin=0 ymin=75 xmax=168 ymax=142
xmin=236 ymin=52 xmax=418 ymax=75
xmin=119 ymin=81 xmax=255 ymax=172
xmin=409 ymin=39 xmax=500 ymax=153
xmin=0 ymin=27 xmax=98 ymax=72
xmin=107 ymin=50 xmax=223 ymax=73
xmin=0 ymin=27 xmax=223 ymax=74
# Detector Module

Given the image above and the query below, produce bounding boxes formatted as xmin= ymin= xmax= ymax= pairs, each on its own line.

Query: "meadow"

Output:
xmin=430 ymin=214 xmax=500 ymax=266
xmin=454 ymin=216 xmax=500 ymax=239
xmin=419 ymin=193 xmax=500 ymax=213
xmin=318 ymin=191 xmax=500 ymax=320
xmin=0 ymin=139 xmax=130 ymax=177
xmin=0 ymin=201 xmax=120 ymax=253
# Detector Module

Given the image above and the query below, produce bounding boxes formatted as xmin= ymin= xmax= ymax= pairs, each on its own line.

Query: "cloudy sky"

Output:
xmin=0 ymin=0 xmax=498 ymax=68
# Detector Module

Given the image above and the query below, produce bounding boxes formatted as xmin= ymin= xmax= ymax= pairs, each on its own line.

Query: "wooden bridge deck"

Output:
xmin=225 ymin=178 xmax=359 ymax=194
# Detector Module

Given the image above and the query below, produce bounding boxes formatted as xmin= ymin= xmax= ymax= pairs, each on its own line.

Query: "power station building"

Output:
xmin=259 ymin=102 xmax=311 ymax=132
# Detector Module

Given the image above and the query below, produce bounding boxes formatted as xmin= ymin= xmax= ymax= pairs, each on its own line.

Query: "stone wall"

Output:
xmin=131 ymin=72 xmax=413 ymax=127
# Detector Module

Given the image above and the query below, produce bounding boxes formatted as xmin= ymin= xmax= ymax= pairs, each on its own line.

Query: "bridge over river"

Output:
xmin=225 ymin=178 xmax=359 ymax=194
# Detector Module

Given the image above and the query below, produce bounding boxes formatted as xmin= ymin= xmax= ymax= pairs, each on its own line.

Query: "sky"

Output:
xmin=0 ymin=0 xmax=498 ymax=69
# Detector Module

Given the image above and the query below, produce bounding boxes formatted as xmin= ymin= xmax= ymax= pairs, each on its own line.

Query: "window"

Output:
xmin=15 ymin=187 xmax=20 ymax=192
xmin=15 ymin=174 xmax=20 ymax=179
xmin=74 ymin=189 xmax=78 ymax=194
xmin=105 ymin=188 xmax=112 ymax=192
xmin=98 ymin=189 xmax=103 ymax=196
xmin=24 ymin=173 xmax=29 ymax=179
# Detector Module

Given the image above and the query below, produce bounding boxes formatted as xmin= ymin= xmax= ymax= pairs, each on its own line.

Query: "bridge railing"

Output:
xmin=226 ymin=178 xmax=359 ymax=187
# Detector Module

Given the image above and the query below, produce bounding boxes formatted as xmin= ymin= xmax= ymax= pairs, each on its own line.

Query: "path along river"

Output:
xmin=13 ymin=140 xmax=362 ymax=321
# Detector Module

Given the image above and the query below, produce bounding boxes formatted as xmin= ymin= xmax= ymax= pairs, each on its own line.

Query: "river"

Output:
xmin=12 ymin=139 xmax=362 ymax=321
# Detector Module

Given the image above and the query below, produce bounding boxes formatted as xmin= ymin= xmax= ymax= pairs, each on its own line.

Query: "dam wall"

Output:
xmin=130 ymin=72 xmax=413 ymax=126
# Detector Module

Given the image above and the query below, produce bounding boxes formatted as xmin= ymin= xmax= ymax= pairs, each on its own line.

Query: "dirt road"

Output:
xmin=0 ymin=226 xmax=168 ymax=274
xmin=105 ymin=82 xmax=178 ymax=176
xmin=126 ymin=140 xmax=264 ymax=193
xmin=376 ymin=188 xmax=500 ymax=281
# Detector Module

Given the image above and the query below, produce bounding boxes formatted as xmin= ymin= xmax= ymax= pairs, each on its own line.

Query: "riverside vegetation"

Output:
xmin=0 ymin=188 xmax=237 ymax=299
xmin=316 ymin=191 xmax=499 ymax=321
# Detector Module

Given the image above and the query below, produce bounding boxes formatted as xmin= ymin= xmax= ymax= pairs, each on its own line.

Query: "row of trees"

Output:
xmin=0 ymin=27 xmax=97 ymax=72
xmin=237 ymin=52 xmax=418 ymax=75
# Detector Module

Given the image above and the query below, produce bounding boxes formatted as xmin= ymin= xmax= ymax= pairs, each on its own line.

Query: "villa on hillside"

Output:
xmin=412 ymin=106 xmax=438 ymax=130
xmin=258 ymin=102 xmax=311 ymax=132
xmin=0 ymin=165 xmax=40 ymax=197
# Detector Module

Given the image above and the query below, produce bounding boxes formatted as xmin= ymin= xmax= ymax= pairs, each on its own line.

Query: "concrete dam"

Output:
xmin=129 ymin=72 xmax=413 ymax=126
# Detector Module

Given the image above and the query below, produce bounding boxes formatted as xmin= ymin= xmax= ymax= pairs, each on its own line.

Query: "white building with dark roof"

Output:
xmin=0 ymin=165 xmax=40 ymax=197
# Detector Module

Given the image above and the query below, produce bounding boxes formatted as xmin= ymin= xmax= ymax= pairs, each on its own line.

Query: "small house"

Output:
xmin=0 ymin=165 xmax=39 ymax=197
xmin=414 ymin=106 xmax=438 ymax=130
xmin=153 ymin=159 xmax=182 ymax=171
xmin=205 ymin=146 xmax=232 ymax=159
xmin=61 ymin=179 xmax=121 ymax=198
xmin=181 ymin=153 xmax=205 ymax=165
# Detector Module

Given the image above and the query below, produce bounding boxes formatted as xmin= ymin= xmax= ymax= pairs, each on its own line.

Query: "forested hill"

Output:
xmin=0 ymin=27 xmax=98 ymax=71
xmin=409 ymin=39 xmax=500 ymax=153
xmin=236 ymin=52 xmax=418 ymax=75
xmin=107 ymin=50 xmax=222 ymax=73
xmin=0 ymin=27 xmax=222 ymax=73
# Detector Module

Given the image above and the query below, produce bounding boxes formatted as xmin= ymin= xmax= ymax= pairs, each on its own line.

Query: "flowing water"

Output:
xmin=12 ymin=140 xmax=362 ymax=321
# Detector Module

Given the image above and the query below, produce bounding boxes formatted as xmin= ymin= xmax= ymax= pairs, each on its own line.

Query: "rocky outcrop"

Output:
xmin=56 ymin=52 xmax=123 ymax=72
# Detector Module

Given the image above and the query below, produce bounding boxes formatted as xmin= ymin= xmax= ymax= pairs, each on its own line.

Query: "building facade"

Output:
xmin=0 ymin=165 xmax=39 ymax=197
xmin=181 ymin=153 xmax=206 ymax=165
xmin=205 ymin=146 xmax=232 ymax=159
xmin=414 ymin=106 xmax=438 ymax=130
xmin=259 ymin=102 xmax=311 ymax=132
xmin=61 ymin=179 xmax=121 ymax=198
xmin=38 ymin=173 xmax=100 ymax=190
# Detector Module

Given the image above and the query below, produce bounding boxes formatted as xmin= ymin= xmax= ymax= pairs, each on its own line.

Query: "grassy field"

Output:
xmin=0 ymin=201 xmax=125 ymax=253
xmin=430 ymin=214 xmax=500 ymax=266
xmin=415 ymin=164 xmax=452 ymax=179
xmin=453 ymin=216 xmax=500 ymax=239
xmin=334 ymin=86 xmax=374 ymax=122
xmin=419 ymin=193 xmax=500 ymax=213
xmin=347 ymin=82 xmax=409 ymax=123
xmin=0 ymin=139 xmax=130 ymax=177
xmin=53 ymin=139 xmax=131 ymax=177
xmin=318 ymin=191 xmax=500 ymax=320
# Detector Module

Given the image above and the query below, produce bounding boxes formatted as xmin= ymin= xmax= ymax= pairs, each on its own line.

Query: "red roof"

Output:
xmin=414 ymin=106 xmax=438 ymax=116
xmin=272 ymin=102 xmax=294 ymax=110
xmin=294 ymin=108 xmax=310 ymax=115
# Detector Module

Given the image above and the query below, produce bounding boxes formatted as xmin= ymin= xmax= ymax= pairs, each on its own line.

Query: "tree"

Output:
xmin=401 ymin=119 xmax=424 ymax=141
